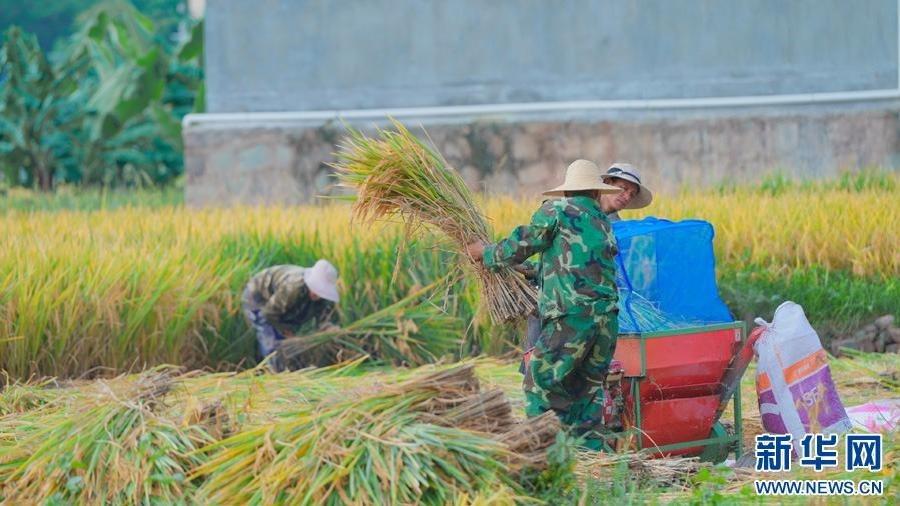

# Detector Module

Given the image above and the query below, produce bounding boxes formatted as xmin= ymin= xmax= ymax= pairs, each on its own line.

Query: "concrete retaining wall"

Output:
xmin=185 ymin=104 xmax=900 ymax=206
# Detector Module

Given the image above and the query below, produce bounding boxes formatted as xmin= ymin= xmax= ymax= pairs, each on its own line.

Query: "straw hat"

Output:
xmin=542 ymin=159 xmax=623 ymax=197
xmin=601 ymin=163 xmax=653 ymax=209
xmin=304 ymin=259 xmax=340 ymax=302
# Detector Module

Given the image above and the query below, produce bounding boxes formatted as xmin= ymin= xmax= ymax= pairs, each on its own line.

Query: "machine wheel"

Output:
xmin=698 ymin=422 xmax=732 ymax=463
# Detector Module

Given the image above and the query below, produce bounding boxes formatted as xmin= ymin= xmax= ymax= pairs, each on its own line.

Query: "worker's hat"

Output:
xmin=601 ymin=163 xmax=653 ymax=209
xmin=304 ymin=259 xmax=340 ymax=302
xmin=542 ymin=159 xmax=623 ymax=197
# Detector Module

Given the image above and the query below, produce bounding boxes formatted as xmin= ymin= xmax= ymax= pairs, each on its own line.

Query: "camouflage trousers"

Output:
xmin=524 ymin=311 xmax=618 ymax=450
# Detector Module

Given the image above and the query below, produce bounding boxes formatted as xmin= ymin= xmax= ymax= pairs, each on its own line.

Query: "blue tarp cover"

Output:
xmin=613 ymin=217 xmax=733 ymax=333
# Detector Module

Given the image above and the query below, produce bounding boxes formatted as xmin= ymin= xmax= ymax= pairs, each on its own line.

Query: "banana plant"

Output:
xmin=68 ymin=0 xmax=203 ymax=185
xmin=0 ymin=27 xmax=87 ymax=190
xmin=0 ymin=0 xmax=202 ymax=190
xmin=70 ymin=1 xmax=167 ymax=141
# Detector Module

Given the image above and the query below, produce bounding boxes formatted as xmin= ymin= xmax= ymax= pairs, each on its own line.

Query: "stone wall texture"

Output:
xmin=185 ymin=107 xmax=900 ymax=207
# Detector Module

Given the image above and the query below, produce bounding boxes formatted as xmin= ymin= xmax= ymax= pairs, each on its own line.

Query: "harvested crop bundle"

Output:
xmin=576 ymin=451 xmax=704 ymax=488
xmin=191 ymin=364 xmax=560 ymax=504
xmin=332 ymin=120 xmax=537 ymax=323
xmin=279 ymin=280 xmax=462 ymax=367
xmin=0 ymin=368 xmax=211 ymax=504
xmin=1 ymin=362 xmax=563 ymax=504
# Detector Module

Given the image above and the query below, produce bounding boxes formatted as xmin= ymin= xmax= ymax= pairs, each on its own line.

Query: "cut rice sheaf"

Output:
xmin=332 ymin=119 xmax=538 ymax=323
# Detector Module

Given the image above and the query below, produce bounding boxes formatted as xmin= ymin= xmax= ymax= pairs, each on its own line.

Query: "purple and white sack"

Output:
xmin=754 ymin=301 xmax=852 ymax=454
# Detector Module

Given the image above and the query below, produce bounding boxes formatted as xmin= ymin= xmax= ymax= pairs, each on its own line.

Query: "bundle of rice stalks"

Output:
xmin=0 ymin=377 xmax=65 ymax=416
xmin=279 ymin=280 xmax=463 ymax=367
xmin=451 ymin=486 xmax=525 ymax=506
xmin=498 ymin=411 xmax=562 ymax=471
xmin=191 ymin=364 xmax=560 ymax=505
xmin=2 ymin=361 xmax=564 ymax=504
xmin=0 ymin=368 xmax=212 ymax=504
xmin=333 ymin=119 xmax=537 ymax=323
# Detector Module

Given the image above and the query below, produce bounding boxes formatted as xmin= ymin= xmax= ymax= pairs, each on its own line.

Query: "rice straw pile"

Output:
xmin=576 ymin=451 xmax=705 ymax=488
xmin=332 ymin=119 xmax=537 ymax=323
xmin=0 ymin=362 xmax=561 ymax=504
xmin=192 ymin=364 xmax=560 ymax=504
xmin=0 ymin=367 xmax=210 ymax=504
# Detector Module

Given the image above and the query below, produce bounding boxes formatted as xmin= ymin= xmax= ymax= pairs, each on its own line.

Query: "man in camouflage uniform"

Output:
xmin=241 ymin=259 xmax=340 ymax=372
xmin=466 ymin=159 xmax=623 ymax=449
xmin=518 ymin=162 xmax=654 ymax=368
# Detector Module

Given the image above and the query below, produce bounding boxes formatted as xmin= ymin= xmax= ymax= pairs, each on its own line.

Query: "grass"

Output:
xmin=0 ymin=183 xmax=184 ymax=212
xmin=0 ymin=171 xmax=897 ymax=378
xmin=719 ymin=265 xmax=898 ymax=340
xmin=714 ymin=168 xmax=898 ymax=196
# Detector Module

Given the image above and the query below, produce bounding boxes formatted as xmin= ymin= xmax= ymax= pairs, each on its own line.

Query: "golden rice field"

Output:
xmin=1 ymin=179 xmax=898 ymax=378
xmin=652 ymin=190 xmax=898 ymax=277
xmin=0 ymin=177 xmax=898 ymax=504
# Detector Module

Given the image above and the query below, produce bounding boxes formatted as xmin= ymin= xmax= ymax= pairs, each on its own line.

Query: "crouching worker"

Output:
xmin=241 ymin=259 xmax=340 ymax=372
xmin=466 ymin=160 xmax=622 ymax=450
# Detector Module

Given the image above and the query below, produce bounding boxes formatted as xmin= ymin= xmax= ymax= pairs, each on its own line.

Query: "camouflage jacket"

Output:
xmin=483 ymin=196 xmax=618 ymax=319
xmin=519 ymin=208 xmax=620 ymax=285
xmin=242 ymin=265 xmax=336 ymax=334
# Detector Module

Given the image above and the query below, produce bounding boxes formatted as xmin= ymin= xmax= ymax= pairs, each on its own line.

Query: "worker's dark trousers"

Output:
xmin=241 ymin=287 xmax=286 ymax=371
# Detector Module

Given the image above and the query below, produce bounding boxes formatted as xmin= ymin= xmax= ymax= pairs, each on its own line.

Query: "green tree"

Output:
xmin=0 ymin=27 xmax=88 ymax=190
xmin=0 ymin=0 xmax=187 ymax=51
xmin=0 ymin=0 xmax=202 ymax=189
xmin=70 ymin=1 xmax=173 ymax=185
xmin=0 ymin=0 xmax=96 ymax=50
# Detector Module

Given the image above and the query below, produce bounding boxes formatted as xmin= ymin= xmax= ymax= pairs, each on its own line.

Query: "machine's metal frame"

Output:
xmin=614 ymin=321 xmax=747 ymax=462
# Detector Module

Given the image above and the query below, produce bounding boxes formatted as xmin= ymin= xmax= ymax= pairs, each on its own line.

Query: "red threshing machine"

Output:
xmin=606 ymin=321 xmax=756 ymax=463
xmin=600 ymin=217 xmax=757 ymax=462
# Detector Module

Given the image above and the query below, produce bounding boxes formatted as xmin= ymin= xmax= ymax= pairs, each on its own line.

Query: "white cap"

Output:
xmin=601 ymin=163 xmax=653 ymax=209
xmin=303 ymin=259 xmax=340 ymax=302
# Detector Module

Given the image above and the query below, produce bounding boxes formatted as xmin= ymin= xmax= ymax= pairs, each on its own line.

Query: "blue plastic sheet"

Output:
xmin=613 ymin=217 xmax=733 ymax=333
